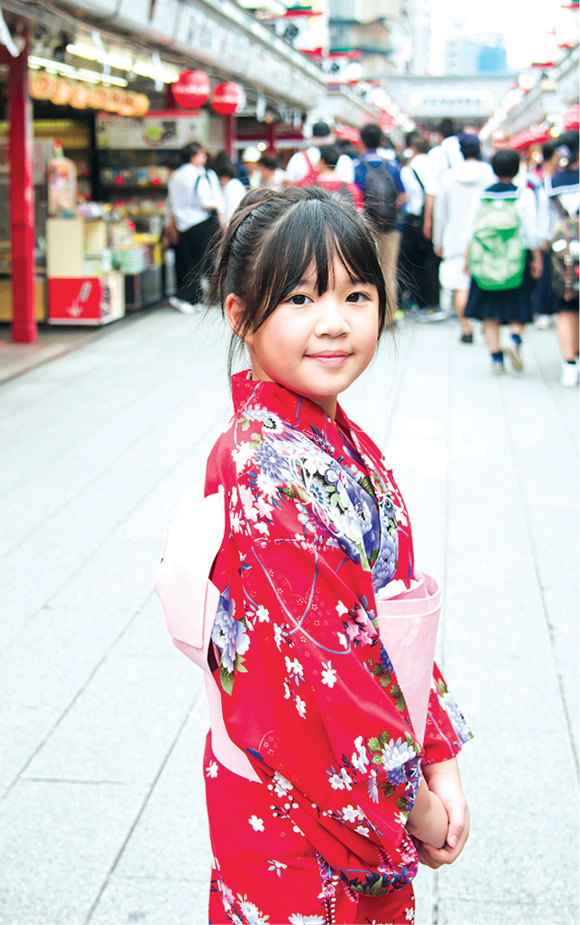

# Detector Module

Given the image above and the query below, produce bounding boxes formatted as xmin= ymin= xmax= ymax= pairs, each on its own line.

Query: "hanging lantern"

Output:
xmin=89 ymin=85 xmax=111 ymax=110
xmin=104 ymin=88 xmax=126 ymax=113
xmin=132 ymin=93 xmax=150 ymax=117
xmin=210 ymin=82 xmax=245 ymax=116
xmin=172 ymin=70 xmax=210 ymax=109
xmin=50 ymin=78 xmax=73 ymax=107
xmin=69 ymin=83 xmax=90 ymax=110
xmin=118 ymin=91 xmax=139 ymax=116
xmin=30 ymin=71 xmax=57 ymax=100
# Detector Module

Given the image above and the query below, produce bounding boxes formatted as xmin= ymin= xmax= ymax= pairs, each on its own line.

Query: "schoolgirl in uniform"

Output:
xmin=161 ymin=187 xmax=472 ymax=924
xmin=534 ymin=130 xmax=580 ymax=386
xmin=465 ymin=149 xmax=543 ymax=374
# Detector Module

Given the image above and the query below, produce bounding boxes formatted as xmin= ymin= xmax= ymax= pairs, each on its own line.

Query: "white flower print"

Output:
xmin=230 ymin=510 xmax=243 ymax=532
xmin=396 ymin=810 xmax=409 ymax=825
xmin=217 ymin=878 xmax=234 ymax=909
xmin=336 ymin=600 xmax=349 ymax=617
xmin=273 ymin=623 xmax=284 ymax=650
xmin=256 ymin=605 xmax=270 ymax=623
xmin=239 ymin=900 xmax=268 ymax=925
xmin=283 ymin=680 xmax=291 ymax=700
xmin=256 ymin=469 xmax=278 ymax=498
xmin=272 ymin=771 xmax=293 ymax=797
xmin=321 ymin=660 xmax=337 ymax=688
xmin=267 ymin=859 xmax=288 ymax=877
xmin=289 ymin=916 xmax=326 ymax=924
xmin=285 ymin=656 xmax=304 ymax=678
xmin=355 ymin=824 xmax=370 ymax=837
xmin=239 ymin=484 xmax=259 ymax=522
xmin=295 ymin=695 xmax=307 ymax=718
xmin=205 ymin=761 xmax=218 ymax=779
xmin=256 ymin=495 xmax=274 ymax=519
xmin=232 ymin=441 xmax=256 ymax=473
xmin=368 ymin=768 xmax=379 ymax=803
xmin=406 ymin=907 xmax=415 ymax=922
xmin=337 ymin=632 xmax=349 ymax=649
xmin=329 ymin=768 xmax=353 ymax=791
xmin=249 ymin=815 xmax=265 ymax=831
xmin=351 ymin=736 xmax=369 ymax=774
xmin=382 ymin=738 xmax=416 ymax=773
xmin=255 ymin=521 xmax=270 ymax=536
xmin=342 ymin=804 xmax=364 ymax=823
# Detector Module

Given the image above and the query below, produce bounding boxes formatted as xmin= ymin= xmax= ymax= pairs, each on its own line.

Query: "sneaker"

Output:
xmin=504 ymin=345 xmax=523 ymax=371
xmin=168 ymin=297 xmax=204 ymax=314
xmin=460 ymin=332 xmax=473 ymax=344
xmin=415 ymin=307 xmax=448 ymax=323
xmin=534 ymin=314 xmax=552 ymax=330
xmin=491 ymin=358 xmax=505 ymax=375
xmin=560 ymin=360 xmax=579 ymax=388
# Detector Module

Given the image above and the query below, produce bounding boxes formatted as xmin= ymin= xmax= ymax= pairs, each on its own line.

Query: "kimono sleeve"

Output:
xmin=422 ymin=663 xmax=473 ymax=766
xmin=215 ymin=531 xmax=422 ymax=896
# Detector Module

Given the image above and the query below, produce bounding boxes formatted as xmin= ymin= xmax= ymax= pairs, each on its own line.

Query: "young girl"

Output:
xmin=168 ymin=188 xmax=471 ymax=924
xmin=465 ymin=149 xmax=543 ymax=374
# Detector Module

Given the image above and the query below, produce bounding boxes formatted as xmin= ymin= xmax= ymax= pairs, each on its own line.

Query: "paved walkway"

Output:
xmin=0 ymin=308 xmax=577 ymax=925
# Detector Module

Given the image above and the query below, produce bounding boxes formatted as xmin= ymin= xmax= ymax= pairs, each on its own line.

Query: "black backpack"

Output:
xmin=362 ymin=159 xmax=398 ymax=230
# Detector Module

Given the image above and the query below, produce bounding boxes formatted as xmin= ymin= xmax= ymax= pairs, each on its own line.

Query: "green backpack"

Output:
xmin=469 ymin=195 xmax=525 ymax=291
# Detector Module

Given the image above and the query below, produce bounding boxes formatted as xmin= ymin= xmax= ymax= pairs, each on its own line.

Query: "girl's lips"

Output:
xmin=307 ymin=352 xmax=351 ymax=365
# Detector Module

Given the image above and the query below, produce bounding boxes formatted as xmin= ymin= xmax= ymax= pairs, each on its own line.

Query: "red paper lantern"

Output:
xmin=210 ymin=82 xmax=244 ymax=116
xmin=172 ymin=70 xmax=210 ymax=109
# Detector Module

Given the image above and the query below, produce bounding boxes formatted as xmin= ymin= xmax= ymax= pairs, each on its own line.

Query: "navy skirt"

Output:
xmin=533 ymin=254 xmax=579 ymax=315
xmin=465 ymin=251 xmax=534 ymax=325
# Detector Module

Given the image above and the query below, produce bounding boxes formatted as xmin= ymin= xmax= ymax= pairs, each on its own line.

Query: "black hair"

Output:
xmin=542 ymin=141 xmax=557 ymax=162
xmin=438 ymin=118 xmax=456 ymax=138
xmin=491 ymin=148 xmax=520 ymax=179
xmin=360 ymin=123 xmax=383 ymax=150
xmin=258 ymin=154 xmax=279 ymax=171
xmin=216 ymin=162 xmax=239 ymax=180
xmin=210 ymin=187 xmax=390 ymax=376
xmin=180 ymin=142 xmax=203 ymax=165
xmin=337 ymin=139 xmax=360 ymax=159
xmin=319 ymin=144 xmax=340 ymax=168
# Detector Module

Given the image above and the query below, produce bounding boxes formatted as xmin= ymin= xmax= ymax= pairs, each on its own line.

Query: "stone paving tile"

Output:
xmin=88 ymin=877 xmax=209 ymax=925
xmin=0 ymin=780 xmax=148 ymax=925
xmin=437 ymin=898 xmax=579 ymax=925
xmin=23 ymin=654 xmax=197 ymax=785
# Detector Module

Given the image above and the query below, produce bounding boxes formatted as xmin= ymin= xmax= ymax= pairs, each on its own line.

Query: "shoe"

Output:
xmin=504 ymin=345 xmax=523 ymax=371
xmin=534 ymin=314 xmax=552 ymax=330
xmin=168 ymin=297 xmax=203 ymax=314
xmin=415 ymin=306 xmax=448 ymax=323
xmin=460 ymin=332 xmax=473 ymax=344
xmin=560 ymin=360 xmax=579 ymax=388
xmin=491 ymin=358 xmax=505 ymax=375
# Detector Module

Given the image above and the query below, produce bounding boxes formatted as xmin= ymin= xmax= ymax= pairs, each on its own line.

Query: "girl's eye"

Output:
xmin=346 ymin=291 xmax=370 ymax=303
xmin=287 ymin=293 xmax=312 ymax=306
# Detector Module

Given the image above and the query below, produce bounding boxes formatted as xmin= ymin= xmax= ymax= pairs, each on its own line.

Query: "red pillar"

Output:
xmin=224 ymin=115 xmax=235 ymax=159
xmin=9 ymin=34 xmax=36 ymax=343
xmin=267 ymin=121 xmax=277 ymax=154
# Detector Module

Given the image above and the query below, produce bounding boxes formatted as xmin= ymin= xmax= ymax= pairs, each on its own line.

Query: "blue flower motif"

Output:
xmin=255 ymin=439 xmax=292 ymax=482
xmin=378 ymin=642 xmax=393 ymax=673
xmin=211 ymin=587 xmax=250 ymax=673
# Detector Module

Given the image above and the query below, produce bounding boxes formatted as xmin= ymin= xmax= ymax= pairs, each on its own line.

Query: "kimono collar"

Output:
xmin=231 ymin=371 xmax=387 ymax=501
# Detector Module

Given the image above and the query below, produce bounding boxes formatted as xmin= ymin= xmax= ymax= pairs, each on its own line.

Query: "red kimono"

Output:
xmin=203 ymin=372 xmax=471 ymax=925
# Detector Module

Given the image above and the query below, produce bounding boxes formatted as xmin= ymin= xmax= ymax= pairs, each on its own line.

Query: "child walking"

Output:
xmin=465 ymin=149 xmax=543 ymax=374
xmin=160 ymin=188 xmax=471 ymax=924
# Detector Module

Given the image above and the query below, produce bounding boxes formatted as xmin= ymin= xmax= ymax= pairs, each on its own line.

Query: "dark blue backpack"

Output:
xmin=362 ymin=160 xmax=398 ymax=230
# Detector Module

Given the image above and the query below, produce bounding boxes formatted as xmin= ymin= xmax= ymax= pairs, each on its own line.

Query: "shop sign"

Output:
xmin=96 ymin=110 xmax=208 ymax=149
xmin=172 ymin=70 xmax=210 ymax=109
xmin=210 ymin=82 xmax=245 ymax=116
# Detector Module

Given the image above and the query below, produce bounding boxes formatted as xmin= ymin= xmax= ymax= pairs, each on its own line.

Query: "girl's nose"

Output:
xmin=314 ymin=298 xmax=350 ymax=336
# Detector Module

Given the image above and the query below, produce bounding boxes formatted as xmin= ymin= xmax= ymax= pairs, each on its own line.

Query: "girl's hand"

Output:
xmin=531 ymin=251 xmax=543 ymax=280
xmin=416 ymin=758 xmax=470 ymax=868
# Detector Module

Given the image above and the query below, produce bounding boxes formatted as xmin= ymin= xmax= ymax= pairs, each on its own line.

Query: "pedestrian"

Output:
xmin=398 ymin=132 xmax=443 ymax=318
xmin=298 ymin=143 xmax=363 ymax=208
xmin=286 ymin=120 xmax=355 ymax=185
xmin=432 ymin=133 xmax=494 ymax=342
xmin=353 ymin=123 xmax=406 ymax=308
xmin=465 ymin=148 xmax=543 ymax=374
xmin=215 ymin=158 xmax=247 ymax=222
xmin=158 ymin=187 xmax=471 ymax=924
xmin=167 ymin=142 xmax=224 ymax=313
xmin=534 ymin=130 xmax=580 ymax=386
xmin=256 ymin=153 xmax=287 ymax=191
xmin=427 ymin=118 xmax=463 ymax=192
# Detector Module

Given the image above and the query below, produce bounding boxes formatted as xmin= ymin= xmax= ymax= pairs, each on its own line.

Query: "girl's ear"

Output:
xmin=225 ymin=294 xmax=252 ymax=345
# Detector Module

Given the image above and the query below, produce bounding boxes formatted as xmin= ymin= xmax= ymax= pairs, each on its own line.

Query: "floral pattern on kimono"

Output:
xmin=204 ymin=372 xmax=471 ymax=925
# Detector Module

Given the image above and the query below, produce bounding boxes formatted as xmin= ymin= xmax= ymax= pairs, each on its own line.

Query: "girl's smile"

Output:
xmin=228 ymin=257 xmax=380 ymax=419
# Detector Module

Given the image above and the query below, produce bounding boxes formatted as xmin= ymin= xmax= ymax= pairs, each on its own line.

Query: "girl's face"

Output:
xmin=231 ymin=256 xmax=380 ymax=419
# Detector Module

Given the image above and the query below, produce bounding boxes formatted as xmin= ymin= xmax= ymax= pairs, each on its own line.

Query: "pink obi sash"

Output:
xmin=155 ymin=486 xmax=441 ymax=782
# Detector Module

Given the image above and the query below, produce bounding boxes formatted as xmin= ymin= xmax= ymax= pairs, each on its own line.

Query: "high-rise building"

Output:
xmin=444 ymin=26 xmax=507 ymax=76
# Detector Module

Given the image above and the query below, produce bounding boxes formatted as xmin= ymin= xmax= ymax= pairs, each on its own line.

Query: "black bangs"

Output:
xmin=249 ymin=196 xmax=387 ymax=330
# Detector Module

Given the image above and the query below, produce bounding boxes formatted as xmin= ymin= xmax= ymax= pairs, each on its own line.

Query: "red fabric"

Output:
xmin=203 ymin=373 xmax=468 ymax=924
xmin=297 ymin=172 xmax=364 ymax=210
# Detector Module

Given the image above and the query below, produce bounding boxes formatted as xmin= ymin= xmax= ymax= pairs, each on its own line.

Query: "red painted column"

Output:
xmin=267 ymin=121 xmax=277 ymax=154
xmin=9 ymin=34 xmax=36 ymax=343
xmin=224 ymin=115 xmax=235 ymax=159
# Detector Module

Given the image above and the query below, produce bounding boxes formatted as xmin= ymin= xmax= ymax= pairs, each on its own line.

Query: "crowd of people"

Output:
xmin=164 ymin=119 xmax=580 ymax=387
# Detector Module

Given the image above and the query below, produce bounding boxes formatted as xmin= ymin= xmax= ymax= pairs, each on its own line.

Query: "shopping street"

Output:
xmin=0 ymin=307 xmax=577 ymax=925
